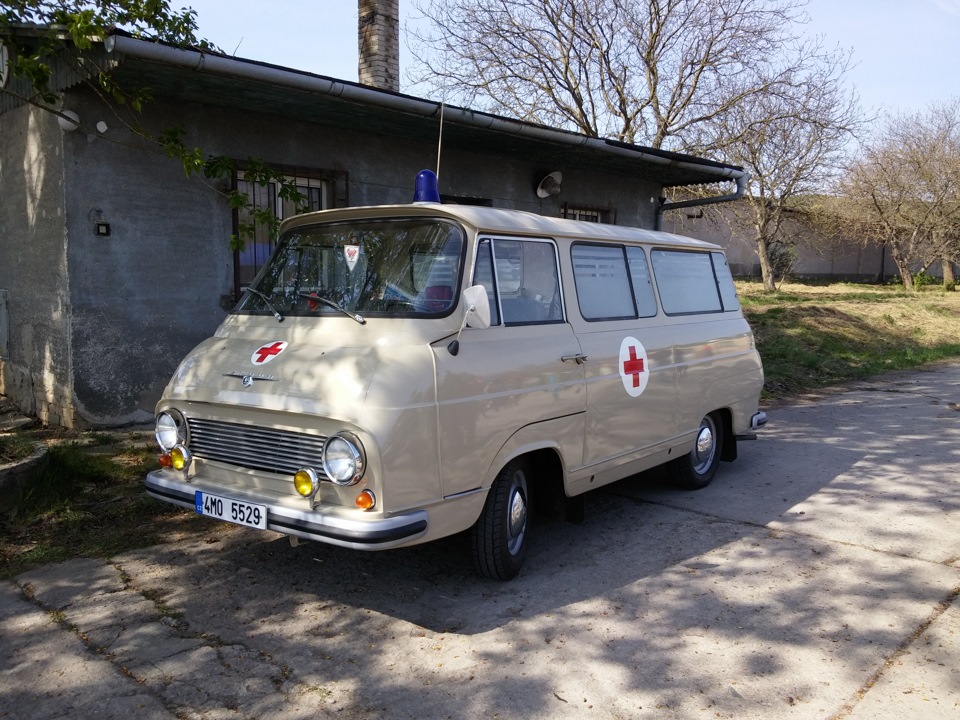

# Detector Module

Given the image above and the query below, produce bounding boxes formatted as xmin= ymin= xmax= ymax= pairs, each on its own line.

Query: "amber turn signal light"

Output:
xmin=355 ymin=490 xmax=376 ymax=510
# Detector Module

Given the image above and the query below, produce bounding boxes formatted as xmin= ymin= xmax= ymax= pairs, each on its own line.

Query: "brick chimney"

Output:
xmin=358 ymin=0 xmax=400 ymax=91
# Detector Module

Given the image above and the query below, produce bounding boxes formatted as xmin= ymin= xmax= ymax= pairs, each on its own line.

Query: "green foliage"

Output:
xmin=912 ymin=270 xmax=937 ymax=288
xmin=2 ymin=2 xmax=310 ymax=248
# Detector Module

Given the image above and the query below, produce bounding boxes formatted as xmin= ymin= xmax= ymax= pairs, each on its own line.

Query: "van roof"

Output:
xmin=279 ymin=203 xmax=721 ymax=250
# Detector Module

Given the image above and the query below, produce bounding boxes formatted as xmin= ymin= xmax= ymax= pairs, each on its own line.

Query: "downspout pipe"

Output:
xmin=104 ymin=34 xmax=745 ymax=191
xmin=655 ymin=171 xmax=750 ymax=230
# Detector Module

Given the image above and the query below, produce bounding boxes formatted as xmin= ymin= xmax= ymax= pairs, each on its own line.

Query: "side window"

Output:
xmin=571 ymin=244 xmax=635 ymax=320
xmin=474 ymin=238 xmax=563 ymax=326
xmin=625 ymin=247 xmax=658 ymax=318
xmin=711 ymin=252 xmax=740 ymax=311
xmin=651 ymin=250 xmax=723 ymax=315
xmin=472 ymin=239 xmax=501 ymax=326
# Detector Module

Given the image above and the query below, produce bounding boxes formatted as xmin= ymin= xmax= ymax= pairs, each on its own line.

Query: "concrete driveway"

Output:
xmin=3 ymin=364 xmax=960 ymax=719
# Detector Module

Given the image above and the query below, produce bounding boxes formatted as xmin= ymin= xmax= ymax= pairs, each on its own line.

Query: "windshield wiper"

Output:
xmin=244 ymin=287 xmax=284 ymax=323
xmin=298 ymin=291 xmax=366 ymax=324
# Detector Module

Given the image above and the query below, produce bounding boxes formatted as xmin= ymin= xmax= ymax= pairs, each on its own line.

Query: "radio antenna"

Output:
xmin=436 ymin=102 xmax=445 ymax=178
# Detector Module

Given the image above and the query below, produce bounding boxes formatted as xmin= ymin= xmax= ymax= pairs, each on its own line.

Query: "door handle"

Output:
xmin=561 ymin=353 xmax=588 ymax=364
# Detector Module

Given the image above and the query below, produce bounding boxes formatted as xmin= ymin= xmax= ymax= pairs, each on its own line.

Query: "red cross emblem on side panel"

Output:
xmin=251 ymin=341 xmax=288 ymax=366
xmin=619 ymin=336 xmax=649 ymax=397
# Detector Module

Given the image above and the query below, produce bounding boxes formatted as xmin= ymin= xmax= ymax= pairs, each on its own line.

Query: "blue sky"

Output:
xmin=184 ymin=0 xmax=959 ymax=118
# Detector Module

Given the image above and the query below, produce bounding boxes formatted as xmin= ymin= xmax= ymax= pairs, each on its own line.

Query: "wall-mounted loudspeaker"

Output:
xmin=536 ymin=171 xmax=563 ymax=198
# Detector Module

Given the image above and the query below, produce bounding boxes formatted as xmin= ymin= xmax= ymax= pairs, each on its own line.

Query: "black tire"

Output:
xmin=472 ymin=459 xmax=530 ymax=580
xmin=667 ymin=412 xmax=724 ymax=490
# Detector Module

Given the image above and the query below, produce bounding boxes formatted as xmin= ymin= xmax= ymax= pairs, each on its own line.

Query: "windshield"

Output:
xmin=234 ymin=218 xmax=465 ymax=319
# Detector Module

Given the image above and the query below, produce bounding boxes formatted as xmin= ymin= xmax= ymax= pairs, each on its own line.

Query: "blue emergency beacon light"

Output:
xmin=413 ymin=169 xmax=441 ymax=204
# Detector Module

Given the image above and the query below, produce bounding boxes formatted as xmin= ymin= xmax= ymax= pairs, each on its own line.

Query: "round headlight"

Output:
xmin=322 ymin=434 xmax=365 ymax=486
xmin=155 ymin=410 xmax=186 ymax=451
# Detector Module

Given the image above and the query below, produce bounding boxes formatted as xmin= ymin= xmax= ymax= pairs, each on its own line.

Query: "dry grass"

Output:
xmin=738 ymin=281 xmax=960 ymax=398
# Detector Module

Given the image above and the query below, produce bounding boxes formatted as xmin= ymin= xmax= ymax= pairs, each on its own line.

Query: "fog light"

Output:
xmin=355 ymin=490 xmax=376 ymax=510
xmin=170 ymin=445 xmax=192 ymax=472
xmin=294 ymin=468 xmax=319 ymax=497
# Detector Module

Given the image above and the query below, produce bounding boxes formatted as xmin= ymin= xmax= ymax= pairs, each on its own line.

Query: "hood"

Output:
xmin=163 ymin=333 xmax=385 ymax=422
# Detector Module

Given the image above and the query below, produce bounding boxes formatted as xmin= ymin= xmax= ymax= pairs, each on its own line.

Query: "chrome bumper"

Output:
xmin=145 ymin=470 xmax=428 ymax=550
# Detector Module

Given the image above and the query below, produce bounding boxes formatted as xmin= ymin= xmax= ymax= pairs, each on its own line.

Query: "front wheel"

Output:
xmin=472 ymin=460 xmax=530 ymax=580
xmin=667 ymin=412 xmax=724 ymax=490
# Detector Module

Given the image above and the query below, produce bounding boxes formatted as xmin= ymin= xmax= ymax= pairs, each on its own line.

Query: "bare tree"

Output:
xmin=701 ymin=53 xmax=863 ymax=291
xmin=408 ymin=0 xmax=825 ymax=153
xmin=839 ymin=100 xmax=960 ymax=290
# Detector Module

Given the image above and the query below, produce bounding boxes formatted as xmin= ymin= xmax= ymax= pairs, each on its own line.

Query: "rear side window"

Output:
xmin=711 ymin=252 xmax=740 ymax=311
xmin=572 ymin=243 xmax=659 ymax=321
xmin=650 ymin=250 xmax=723 ymax=315
xmin=572 ymin=244 xmax=635 ymax=320
xmin=626 ymin=247 xmax=658 ymax=318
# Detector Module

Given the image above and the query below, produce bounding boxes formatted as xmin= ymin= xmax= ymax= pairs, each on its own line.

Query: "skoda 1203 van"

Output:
xmin=146 ymin=173 xmax=766 ymax=580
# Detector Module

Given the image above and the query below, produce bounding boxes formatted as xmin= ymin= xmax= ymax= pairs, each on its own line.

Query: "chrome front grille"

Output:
xmin=187 ymin=418 xmax=328 ymax=477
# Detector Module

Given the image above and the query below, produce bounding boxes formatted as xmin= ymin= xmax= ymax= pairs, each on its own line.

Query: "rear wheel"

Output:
xmin=472 ymin=459 xmax=530 ymax=580
xmin=667 ymin=412 xmax=724 ymax=490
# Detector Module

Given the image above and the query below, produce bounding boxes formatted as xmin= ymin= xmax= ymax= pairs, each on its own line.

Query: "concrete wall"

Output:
xmin=51 ymin=89 xmax=663 ymax=425
xmin=0 ymin=104 xmax=75 ymax=426
xmin=664 ymin=206 xmax=895 ymax=281
xmin=62 ymin=89 xmax=234 ymax=425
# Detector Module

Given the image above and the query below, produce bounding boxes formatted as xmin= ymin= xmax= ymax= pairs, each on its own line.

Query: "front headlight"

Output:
xmin=322 ymin=434 xmax=365 ymax=486
xmin=155 ymin=410 xmax=186 ymax=451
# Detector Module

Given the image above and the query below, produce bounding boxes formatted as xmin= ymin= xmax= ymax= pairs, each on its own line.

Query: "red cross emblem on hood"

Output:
xmin=251 ymin=341 xmax=288 ymax=365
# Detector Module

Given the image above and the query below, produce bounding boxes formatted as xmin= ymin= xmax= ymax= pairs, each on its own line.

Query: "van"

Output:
xmin=145 ymin=184 xmax=765 ymax=580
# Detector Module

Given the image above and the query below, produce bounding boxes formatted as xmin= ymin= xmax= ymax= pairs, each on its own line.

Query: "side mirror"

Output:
xmin=462 ymin=285 xmax=491 ymax=329
xmin=448 ymin=285 xmax=491 ymax=355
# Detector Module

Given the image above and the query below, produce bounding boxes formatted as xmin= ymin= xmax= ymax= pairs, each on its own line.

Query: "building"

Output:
xmin=0 ymin=26 xmax=746 ymax=427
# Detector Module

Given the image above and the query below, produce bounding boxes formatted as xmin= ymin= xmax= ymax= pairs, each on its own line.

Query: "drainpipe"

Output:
xmin=655 ymin=171 xmax=750 ymax=230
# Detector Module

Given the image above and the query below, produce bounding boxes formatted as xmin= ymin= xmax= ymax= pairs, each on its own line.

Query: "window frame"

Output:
xmin=570 ymin=242 xmax=660 ymax=322
xmin=232 ymin=166 xmax=349 ymax=300
xmin=473 ymin=235 xmax=566 ymax=327
xmin=650 ymin=248 xmax=726 ymax=317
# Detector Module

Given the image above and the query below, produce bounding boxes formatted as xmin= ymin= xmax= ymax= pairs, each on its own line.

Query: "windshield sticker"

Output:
xmin=251 ymin=341 xmax=288 ymax=366
xmin=619 ymin=336 xmax=649 ymax=397
xmin=344 ymin=245 xmax=360 ymax=272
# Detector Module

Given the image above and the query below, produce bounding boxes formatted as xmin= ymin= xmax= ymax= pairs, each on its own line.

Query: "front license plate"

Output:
xmin=195 ymin=491 xmax=267 ymax=530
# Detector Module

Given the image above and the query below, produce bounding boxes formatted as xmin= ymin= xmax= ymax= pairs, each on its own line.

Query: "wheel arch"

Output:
xmin=717 ymin=407 xmax=738 ymax=462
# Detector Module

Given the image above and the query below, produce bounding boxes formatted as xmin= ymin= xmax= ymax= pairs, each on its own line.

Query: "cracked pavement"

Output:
xmin=2 ymin=363 xmax=960 ymax=719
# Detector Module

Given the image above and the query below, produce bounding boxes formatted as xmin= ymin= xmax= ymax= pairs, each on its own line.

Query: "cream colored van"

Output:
xmin=146 ymin=199 xmax=765 ymax=580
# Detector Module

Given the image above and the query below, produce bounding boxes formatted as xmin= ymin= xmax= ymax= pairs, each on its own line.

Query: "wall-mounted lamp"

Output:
xmin=96 ymin=120 xmax=109 ymax=134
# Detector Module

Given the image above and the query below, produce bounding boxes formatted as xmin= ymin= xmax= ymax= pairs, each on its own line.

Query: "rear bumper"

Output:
xmin=145 ymin=470 xmax=428 ymax=550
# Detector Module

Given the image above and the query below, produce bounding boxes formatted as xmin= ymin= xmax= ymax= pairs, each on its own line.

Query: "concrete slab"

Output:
xmin=0 ymin=580 xmax=173 ymax=720
xmin=845 ymin=601 xmax=960 ymax=719
xmin=4 ymin=362 xmax=960 ymax=719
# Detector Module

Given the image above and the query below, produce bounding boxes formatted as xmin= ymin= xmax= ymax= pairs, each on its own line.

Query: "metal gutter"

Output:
xmin=104 ymin=34 xmax=747 ymax=197
xmin=654 ymin=172 xmax=750 ymax=230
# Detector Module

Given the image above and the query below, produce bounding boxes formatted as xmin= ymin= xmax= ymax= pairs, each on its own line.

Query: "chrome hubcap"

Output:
xmin=692 ymin=418 xmax=717 ymax=475
xmin=507 ymin=471 xmax=528 ymax=555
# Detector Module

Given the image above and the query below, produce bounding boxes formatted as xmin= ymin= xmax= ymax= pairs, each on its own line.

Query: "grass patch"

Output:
xmin=0 ymin=435 xmax=35 ymax=464
xmin=739 ymin=280 xmax=960 ymax=399
xmin=0 ymin=435 xmax=210 ymax=580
